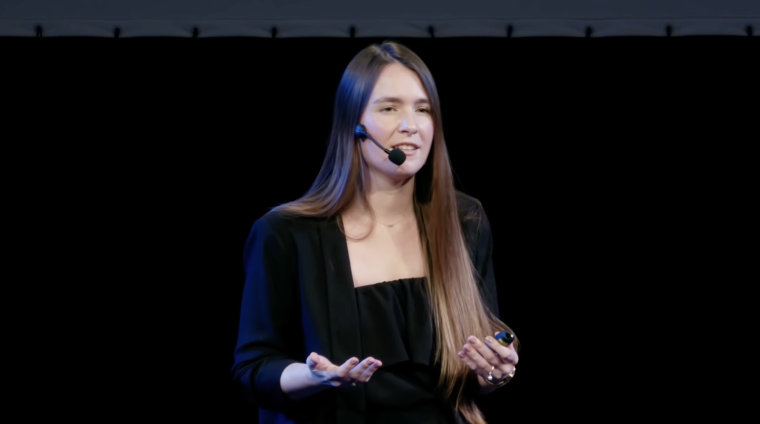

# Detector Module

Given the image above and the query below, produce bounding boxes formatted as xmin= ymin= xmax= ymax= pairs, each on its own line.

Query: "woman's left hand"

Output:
xmin=458 ymin=332 xmax=519 ymax=386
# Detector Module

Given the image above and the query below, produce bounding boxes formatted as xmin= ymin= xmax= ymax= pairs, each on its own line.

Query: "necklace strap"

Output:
xmin=373 ymin=214 xmax=411 ymax=227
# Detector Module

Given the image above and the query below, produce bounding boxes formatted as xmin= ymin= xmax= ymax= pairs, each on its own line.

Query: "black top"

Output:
xmin=356 ymin=278 xmax=457 ymax=424
xmin=232 ymin=192 xmax=499 ymax=424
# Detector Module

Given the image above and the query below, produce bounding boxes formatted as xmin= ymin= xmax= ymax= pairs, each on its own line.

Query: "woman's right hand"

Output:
xmin=306 ymin=352 xmax=382 ymax=387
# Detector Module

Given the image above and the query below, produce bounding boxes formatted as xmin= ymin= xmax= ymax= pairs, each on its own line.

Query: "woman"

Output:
xmin=233 ymin=41 xmax=519 ymax=424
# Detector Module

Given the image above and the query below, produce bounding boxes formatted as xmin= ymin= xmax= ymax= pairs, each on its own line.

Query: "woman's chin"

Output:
xmin=366 ymin=157 xmax=425 ymax=183
xmin=388 ymin=166 xmax=420 ymax=182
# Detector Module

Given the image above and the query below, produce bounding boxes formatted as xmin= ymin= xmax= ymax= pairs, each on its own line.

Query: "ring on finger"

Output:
xmin=487 ymin=365 xmax=496 ymax=381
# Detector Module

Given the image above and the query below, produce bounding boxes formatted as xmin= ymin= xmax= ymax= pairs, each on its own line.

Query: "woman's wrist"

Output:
xmin=281 ymin=363 xmax=330 ymax=400
xmin=471 ymin=368 xmax=514 ymax=395
xmin=474 ymin=374 xmax=501 ymax=395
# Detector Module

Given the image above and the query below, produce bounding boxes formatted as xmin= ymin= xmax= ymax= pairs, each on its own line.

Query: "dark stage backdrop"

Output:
xmin=5 ymin=36 xmax=754 ymax=421
xmin=3 ymin=0 xmax=758 ymax=37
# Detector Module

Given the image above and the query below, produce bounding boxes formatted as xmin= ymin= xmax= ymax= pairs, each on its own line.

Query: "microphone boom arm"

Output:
xmin=354 ymin=124 xmax=406 ymax=166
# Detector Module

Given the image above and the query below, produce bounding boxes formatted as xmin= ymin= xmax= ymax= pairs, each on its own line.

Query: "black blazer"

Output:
xmin=232 ymin=192 xmax=501 ymax=424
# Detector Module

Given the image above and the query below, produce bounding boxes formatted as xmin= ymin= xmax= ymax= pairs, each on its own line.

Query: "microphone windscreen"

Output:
xmin=388 ymin=148 xmax=406 ymax=166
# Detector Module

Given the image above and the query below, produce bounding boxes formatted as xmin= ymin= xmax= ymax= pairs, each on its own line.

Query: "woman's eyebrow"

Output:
xmin=372 ymin=97 xmax=430 ymax=105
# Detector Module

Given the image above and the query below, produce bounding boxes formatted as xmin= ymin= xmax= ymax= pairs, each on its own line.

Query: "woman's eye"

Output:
xmin=380 ymin=106 xmax=430 ymax=113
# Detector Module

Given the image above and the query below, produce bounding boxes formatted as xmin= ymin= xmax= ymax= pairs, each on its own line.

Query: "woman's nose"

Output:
xmin=399 ymin=115 xmax=418 ymax=134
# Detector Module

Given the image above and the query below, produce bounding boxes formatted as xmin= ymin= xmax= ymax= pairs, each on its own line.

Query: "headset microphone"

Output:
xmin=354 ymin=124 xmax=407 ymax=166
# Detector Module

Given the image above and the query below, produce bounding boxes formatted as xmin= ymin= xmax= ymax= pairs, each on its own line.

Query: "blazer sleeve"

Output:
xmin=463 ymin=200 xmax=501 ymax=321
xmin=232 ymin=214 xmax=303 ymax=411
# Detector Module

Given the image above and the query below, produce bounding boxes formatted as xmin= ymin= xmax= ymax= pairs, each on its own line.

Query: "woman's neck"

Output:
xmin=346 ymin=174 xmax=415 ymax=224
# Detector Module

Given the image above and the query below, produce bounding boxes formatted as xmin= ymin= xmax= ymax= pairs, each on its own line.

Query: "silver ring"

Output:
xmin=487 ymin=365 xmax=495 ymax=381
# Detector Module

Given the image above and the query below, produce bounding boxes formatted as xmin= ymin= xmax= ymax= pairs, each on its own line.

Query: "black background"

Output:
xmin=4 ymin=35 xmax=754 ymax=421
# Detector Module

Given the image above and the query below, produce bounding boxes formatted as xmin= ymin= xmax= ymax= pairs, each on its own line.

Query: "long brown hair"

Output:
xmin=274 ymin=41 xmax=517 ymax=424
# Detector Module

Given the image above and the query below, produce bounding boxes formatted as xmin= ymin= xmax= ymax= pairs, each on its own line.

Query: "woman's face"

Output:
xmin=359 ymin=63 xmax=434 ymax=183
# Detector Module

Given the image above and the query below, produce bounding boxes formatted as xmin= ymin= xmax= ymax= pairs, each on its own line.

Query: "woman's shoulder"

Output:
xmin=455 ymin=190 xmax=487 ymax=221
xmin=251 ymin=207 xmax=332 ymax=236
xmin=455 ymin=191 xmax=492 ymax=243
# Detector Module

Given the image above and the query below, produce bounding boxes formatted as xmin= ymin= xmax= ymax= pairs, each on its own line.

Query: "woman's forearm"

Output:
xmin=280 ymin=363 xmax=331 ymax=400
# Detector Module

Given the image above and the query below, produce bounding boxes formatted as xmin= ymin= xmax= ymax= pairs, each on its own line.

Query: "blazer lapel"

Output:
xmin=318 ymin=217 xmax=367 ymax=417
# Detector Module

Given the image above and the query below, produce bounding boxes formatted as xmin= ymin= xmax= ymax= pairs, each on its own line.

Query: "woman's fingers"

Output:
xmin=349 ymin=357 xmax=381 ymax=381
xmin=465 ymin=336 xmax=503 ymax=366
xmin=333 ymin=357 xmax=382 ymax=383
xmin=306 ymin=352 xmax=323 ymax=369
xmin=356 ymin=358 xmax=382 ymax=382
xmin=489 ymin=332 xmax=519 ymax=364
xmin=460 ymin=338 xmax=498 ymax=376
xmin=311 ymin=355 xmax=383 ymax=386
xmin=457 ymin=346 xmax=478 ymax=371
xmin=337 ymin=357 xmax=360 ymax=377
xmin=457 ymin=335 xmax=519 ymax=381
xmin=307 ymin=352 xmax=329 ymax=371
